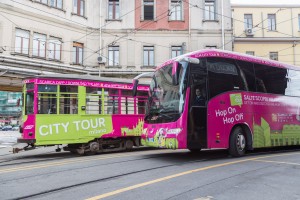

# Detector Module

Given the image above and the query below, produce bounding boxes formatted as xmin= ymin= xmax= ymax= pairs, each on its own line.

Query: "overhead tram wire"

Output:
xmin=10 ymin=0 xmax=143 ymax=45
xmin=80 ymin=1 xmax=183 ymax=64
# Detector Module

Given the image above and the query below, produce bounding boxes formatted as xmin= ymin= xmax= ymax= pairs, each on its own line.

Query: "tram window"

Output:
xmin=37 ymin=85 xmax=58 ymax=114
xmin=137 ymin=91 xmax=148 ymax=114
xmin=59 ymin=85 xmax=78 ymax=114
xmin=254 ymin=64 xmax=287 ymax=94
xmin=38 ymin=85 xmax=57 ymax=92
xmin=105 ymin=89 xmax=119 ymax=114
xmin=38 ymin=93 xmax=57 ymax=114
xmin=26 ymin=83 xmax=34 ymax=90
xmin=86 ymin=87 xmax=102 ymax=114
xmin=121 ymin=90 xmax=134 ymax=114
xmin=25 ymin=92 xmax=34 ymax=114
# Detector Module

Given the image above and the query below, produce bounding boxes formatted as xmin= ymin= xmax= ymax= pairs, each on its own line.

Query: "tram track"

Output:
xmin=3 ymin=148 xmax=300 ymax=200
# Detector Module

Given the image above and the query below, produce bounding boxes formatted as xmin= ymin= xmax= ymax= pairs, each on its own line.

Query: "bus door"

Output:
xmin=187 ymin=72 xmax=208 ymax=150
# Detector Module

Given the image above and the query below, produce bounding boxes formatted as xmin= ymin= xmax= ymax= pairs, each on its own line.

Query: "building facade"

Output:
xmin=0 ymin=0 xmax=232 ymax=92
xmin=232 ymin=4 xmax=300 ymax=66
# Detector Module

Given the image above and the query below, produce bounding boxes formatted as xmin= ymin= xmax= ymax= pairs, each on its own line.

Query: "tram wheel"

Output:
xmin=229 ymin=126 xmax=246 ymax=157
xmin=125 ymin=140 xmax=134 ymax=150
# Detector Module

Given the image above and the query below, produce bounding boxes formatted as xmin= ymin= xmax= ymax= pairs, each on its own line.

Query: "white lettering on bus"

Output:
xmin=215 ymin=109 xmax=227 ymax=117
xmin=227 ymin=107 xmax=236 ymax=114
xmin=39 ymin=125 xmax=49 ymax=136
xmin=39 ymin=122 xmax=70 ymax=136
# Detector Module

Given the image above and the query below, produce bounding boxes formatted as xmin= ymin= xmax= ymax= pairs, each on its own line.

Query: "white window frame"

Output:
xmin=15 ymin=28 xmax=30 ymax=55
xmin=108 ymin=0 xmax=120 ymax=20
xmin=50 ymin=0 xmax=63 ymax=9
xmin=169 ymin=0 xmax=183 ymax=21
xmin=142 ymin=0 xmax=155 ymax=21
xmin=270 ymin=52 xmax=278 ymax=61
xmin=108 ymin=46 xmax=120 ymax=66
xmin=204 ymin=0 xmax=216 ymax=21
xmin=73 ymin=0 xmax=85 ymax=16
xmin=171 ymin=46 xmax=182 ymax=58
xmin=244 ymin=14 xmax=253 ymax=30
xmin=33 ymin=32 xmax=47 ymax=58
xmin=143 ymin=46 xmax=154 ymax=66
xmin=48 ymin=37 xmax=62 ymax=61
xmin=268 ymin=14 xmax=276 ymax=31
xmin=246 ymin=51 xmax=255 ymax=56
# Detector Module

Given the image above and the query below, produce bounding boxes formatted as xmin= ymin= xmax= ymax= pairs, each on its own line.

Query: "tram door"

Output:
xmin=187 ymin=64 xmax=208 ymax=150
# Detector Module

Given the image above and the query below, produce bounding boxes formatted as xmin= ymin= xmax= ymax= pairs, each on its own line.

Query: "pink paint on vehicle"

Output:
xmin=141 ymin=49 xmax=300 ymax=156
xmin=17 ymin=75 xmax=149 ymax=155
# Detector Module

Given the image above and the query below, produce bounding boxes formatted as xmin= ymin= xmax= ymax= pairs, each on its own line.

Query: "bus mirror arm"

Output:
xmin=132 ymin=72 xmax=153 ymax=96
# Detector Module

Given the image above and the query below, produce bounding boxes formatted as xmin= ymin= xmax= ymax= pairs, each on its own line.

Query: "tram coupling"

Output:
xmin=12 ymin=144 xmax=36 ymax=154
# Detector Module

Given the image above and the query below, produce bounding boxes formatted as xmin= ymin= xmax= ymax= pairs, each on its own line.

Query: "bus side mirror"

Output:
xmin=132 ymin=79 xmax=139 ymax=96
xmin=172 ymin=62 xmax=181 ymax=86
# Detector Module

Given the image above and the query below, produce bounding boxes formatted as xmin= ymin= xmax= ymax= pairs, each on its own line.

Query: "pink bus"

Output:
xmin=133 ymin=49 xmax=300 ymax=156
xmin=16 ymin=74 xmax=149 ymax=155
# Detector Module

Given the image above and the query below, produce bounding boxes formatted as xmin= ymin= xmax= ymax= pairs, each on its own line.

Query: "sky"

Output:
xmin=231 ymin=0 xmax=300 ymax=5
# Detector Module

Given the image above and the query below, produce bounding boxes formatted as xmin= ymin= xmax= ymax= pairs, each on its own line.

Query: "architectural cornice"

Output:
xmin=234 ymin=37 xmax=300 ymax=43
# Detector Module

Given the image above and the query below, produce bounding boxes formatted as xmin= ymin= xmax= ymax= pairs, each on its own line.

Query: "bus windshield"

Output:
xmin=146 ymin=62 xmax=187 ymax=123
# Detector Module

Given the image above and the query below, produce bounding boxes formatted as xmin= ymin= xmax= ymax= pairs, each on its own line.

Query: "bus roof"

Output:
xmin=25 ymin=74 xmax=150 ymax=86
xmin=157 ymin=49 xmax=300 ymax=71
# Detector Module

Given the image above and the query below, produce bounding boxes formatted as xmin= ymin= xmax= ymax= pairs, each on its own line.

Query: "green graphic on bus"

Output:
xmin=36 ymin=115 xmax=113 ymax=145
xmin=253 ymin=117 xmax=300 ymax=148
xmin=230 ymin=93 xmax=243 ymax=107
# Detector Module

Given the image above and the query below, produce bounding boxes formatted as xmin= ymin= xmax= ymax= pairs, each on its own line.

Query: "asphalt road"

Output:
xmin=1 ymin=134 xmax=300 ymax=200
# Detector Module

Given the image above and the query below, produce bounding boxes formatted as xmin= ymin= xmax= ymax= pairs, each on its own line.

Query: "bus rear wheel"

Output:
xmin=229 ymin=126 xmax=246 ymax=157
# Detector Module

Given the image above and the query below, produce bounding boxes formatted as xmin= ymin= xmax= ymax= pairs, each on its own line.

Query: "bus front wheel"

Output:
xmin=229 ymin=127 xmax=246 ymax=157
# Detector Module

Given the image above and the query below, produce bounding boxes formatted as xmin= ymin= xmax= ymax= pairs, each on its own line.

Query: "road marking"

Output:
xmin=86 ymin=152 xmax=300 ymax=200
xmin=254 ymin=159 xmax=300 ymax=166
xmin=0 ymin=149 xmax=174 ymax=174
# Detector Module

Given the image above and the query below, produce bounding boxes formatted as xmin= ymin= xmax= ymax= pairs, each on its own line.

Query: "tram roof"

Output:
xmin=26 ymin=74 xmax=150 ymax=85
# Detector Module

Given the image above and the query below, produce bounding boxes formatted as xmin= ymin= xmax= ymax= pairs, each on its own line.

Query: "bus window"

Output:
xmin=207 ymin=58 xmax=245 ymax=98
xmin=38 ymin=85 xmax=57 ymax=114
xmin=286 ymin=69 xmax=300 ymax=97
xmin=86 ymin=87 xmax=102 ymax=114
xmin=121 ymin=90 xmax=134 ymax=114
xmin=235 ymin=60 xmax=256 ymax=92
xmin=105 ymin=89 xmax=119 ymax=114
xmin=254 ymin=64 xmax=287 ymax=94
xmin=25 ymin=91 xmax=34 ymax=114
xmin=137 ymin=91 xmax=148 ymax=114
xmin=59 ymin=85 xmax=78 ymax=114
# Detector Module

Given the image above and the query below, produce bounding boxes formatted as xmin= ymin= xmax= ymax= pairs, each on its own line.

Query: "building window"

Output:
xmin=171 ymin=46 xmax=182 ymax=58
xmin=244 ymin=14 xmax=253 ymax=29
xmin=15 ymin=28 xmax=30 ymax=55
xmin=49 ymin=37 xmax=62 ymax=61
xmin=143 ymin=0 xmax=154 ymax=20
xmin=37 ymin=0 xmax=48 ymax=4
xmin=246 ymin=51 xmax=255 ymax=56
xmin=268 ymin=14 xmax=276 ymax=31
xmin=298 ymin=14 xmax=300 ymax=31
xmin=270 ymin=52 xmax=278 ymax=61
xmin=205 ymin=45 xmax=217 ymax=49
xmin=108 ymin=0 xmax=119 ymax=20
xmin=143 ymin=46 xmax=154 ymax=66
xmin=108 ymin=46 xmax=119 ymax=66
xmin=50 ymin=0 xmax=63 ymax=9
xmin=73 ymin=0 xmax=85 ymax=16
xmin=33 ymin=33 xmax=46 ymax=58
xmin=72 ymin=42 xmax=83 ymax=65
xmin=169 ymin=0 xmax=182 ymax=21
xmin=204 ymin=0 xmax=215 ymax=20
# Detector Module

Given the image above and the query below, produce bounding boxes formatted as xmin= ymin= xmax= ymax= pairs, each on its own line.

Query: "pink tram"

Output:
xmin=133 ymin=49 xmax=300 ymax=156
xmin=16 ymin=74 xmax=149 ymax=155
